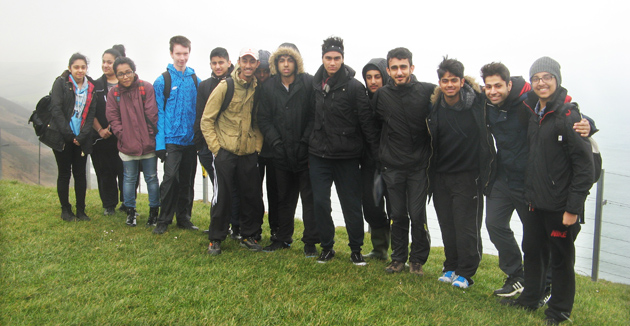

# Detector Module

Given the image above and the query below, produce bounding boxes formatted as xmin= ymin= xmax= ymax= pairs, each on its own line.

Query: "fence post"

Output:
xmin=202 ymin=166 xmax=208 ymax=204
xmin=591 ymin=169 xmax=605 ymax=282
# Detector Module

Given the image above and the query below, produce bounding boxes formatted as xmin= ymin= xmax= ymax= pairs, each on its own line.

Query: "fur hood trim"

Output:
xmin=269 ymin=46 xmax=304 ymax=75
xmin=430 ymin=75 xmax=481 ymax=103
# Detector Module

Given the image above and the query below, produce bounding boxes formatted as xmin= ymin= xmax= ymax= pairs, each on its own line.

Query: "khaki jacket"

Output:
xmin=200 ymin=67 xmax=263 ymax=155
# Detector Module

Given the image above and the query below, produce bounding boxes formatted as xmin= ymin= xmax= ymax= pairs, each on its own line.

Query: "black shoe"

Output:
xmin=75 ymin=208 xmax=91 ymax=221
xmin=304 ymin=243 xmax=318 ymax=258
xmin=538 ymin=287 xmax=552 ymax=308
xmin=263 ymin=241 xmax=291 ymax=252
xmin=207 ymin=241 xmax=222 ymax=255
xmin=230 ymin=229 xmax=242 ymax=240
xmin=177 ymin=220 xmax=199 ymax=230
xmin=118 ymin=204 xmax=128 ymax=212
xmin=385 ymin=260 xmax=405 ymax=273
xmin=147 ymin=207 xmax=159 ymax=226
xmin=103 ymin=206 xmax=116 ymax=216
xmin=350 ymin=252 xmax=367 ymax=266
xmin=153 ymin=223 xmax=168 ymax=234
xmin=317 ymin=249 xmax=335 ymax=263
xmin=240 ymin=238 xmax=262 ymax=252
xmin=126 ymin=207 xmax=137 ymax=227
xmin=364 ymin=250 xmax=387 ymax=260
xmin=60 ymin=206 xmax=76 ymax=222
xmin=499 ymin=298 xmax=538 ymax=312
xmin=494 ymin=275 xmax=525 ymax=297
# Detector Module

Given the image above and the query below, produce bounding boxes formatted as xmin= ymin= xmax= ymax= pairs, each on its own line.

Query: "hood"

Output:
xmin=505 ymin=76 xmax=531 ymax=105
xmin=270 ymin=46 xmax=304 ymax=75
xmin=362 ymin=58 xmax=390 ymax=86
xmin=431 ymin=75 xmax=481 ymax=104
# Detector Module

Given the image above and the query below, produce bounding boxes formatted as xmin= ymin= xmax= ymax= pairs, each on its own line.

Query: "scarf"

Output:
xmin=69 ymin=74 xmax=88 ymax=136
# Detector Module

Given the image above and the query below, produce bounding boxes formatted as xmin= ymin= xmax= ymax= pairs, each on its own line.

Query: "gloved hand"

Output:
xmin=156 ymin=150 xmax=166 ymax=162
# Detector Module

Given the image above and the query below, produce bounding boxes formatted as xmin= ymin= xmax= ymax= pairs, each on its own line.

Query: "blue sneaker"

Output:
xmin=438 ymin=271 xmax=455 ymax=283
xmin=452 ymin=275 xmax=470 ymax=289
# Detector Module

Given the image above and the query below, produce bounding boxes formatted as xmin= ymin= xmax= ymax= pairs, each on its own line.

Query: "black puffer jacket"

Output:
xmin=46 ymin=70 xmax=96 ymax=154
xmin=523 ymin=87 xmax=593 ymax=214
xmin=374 ymin=75 xmax=435 ymax=169
xmin=258 ymin=46 xmax=313 ymax=172
xmin=310 ymin=64 xmax=378 ymax=159
xmin=194 ymin=64 xmax=234 ymax=150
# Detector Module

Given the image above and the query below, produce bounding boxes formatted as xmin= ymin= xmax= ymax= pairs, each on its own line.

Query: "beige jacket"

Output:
xmin=200 ymin=66 xmax=263 ymax=155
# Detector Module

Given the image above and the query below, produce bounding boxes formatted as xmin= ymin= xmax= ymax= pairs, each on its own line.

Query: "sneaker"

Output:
xmin=538 ymin=287 xmax=552 ymax=308
xmin=60 ymin=206 xmax=77 ymax=222
xmin=409 ymin=262 xmax=424 ymax=276
xmin=304 ymin=243 xmax=318 ymax=258
xmin=499 ymin=298 xmax=538 ymax=312
xmin=385 ymin=260 xmax=405 ymax=273
xmin=229 ymin=229 xmax=242 ymax=240
xmin=207 ymin=241 xmax=222 ymax=255
xmin=317 ymin=249 xmax=335 ymax=263
xmin=103 ymin=206 xmax=116 ymax=216
xmin=126 ymin=208 xmax=137 ymax=227
xmin=494 ymin=275 xmax=525 ymax=297
xmin=75 ymin=209 xmax=91 ymax=221
xmin=177 ymin=220 xmax=199 ymax=230
xmin=438 ymin=271 xmax=455 ymax=283
xmin=263 ymin=241 xmax=291 ymax=252
xmin=240 ymin=238 xmax=262 ymax=252
xmin=350 ymin=252 xmax=367 ymax=266
xmin=153 ymin=223 xmax=168 ymax=234
xmin=147 ymin=207 xmax=159 ymax=226
xmin=452 ymin=275 xmax=470 ymax=289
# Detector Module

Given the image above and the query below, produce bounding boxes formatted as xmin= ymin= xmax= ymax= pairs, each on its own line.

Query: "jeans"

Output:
xmin=123 ymin=156 xmax=160 ymax=208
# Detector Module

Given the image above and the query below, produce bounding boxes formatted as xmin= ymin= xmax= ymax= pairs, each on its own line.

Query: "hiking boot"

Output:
xmin=385 ymin=260 xmax=405 ymax=273
xmin=304 ymin=243 xmax=318 ymax=258
xmin=499 ymin=298 xmax=538 ymax=312
xmin=207 ymin=241 xmax=222 ymax=255
xmin=263 ymin=240 xmax=291 ymax=252
xmin=147 ymin=207 xmax=159 ymax=226
xmin=494 ymin=275 xmax=525 ymax=297
xmin=350 ymin=252 xmax=367 ymax=266
xmin=104 ymin=206 xmax=116 ymax=216
xmin=240 ymin=238 xmax=262 ymax=252
xmin=75 ymin=208 xmax=91 ymax=221
xmin=438 ymin=271 xmax=455 ymax=283
xmin=538 ymin=287 xmax=552 ymax=308
xmin=153 ymin=223 xmax=168 ymax=234
xmin=317 ymin=249 xmax=335 ymax=263
xmin=177 ymin=219 xmax=199 ymax=230
xmin=60 ymin=206 xmax=76 ymax=222
xmin=452 ymin=275 xmax=470 ymax=289
xmin=409 ymin=262 xmax=424 ymax=276
xmin=126 ymin=207 xmax=137 ymax=227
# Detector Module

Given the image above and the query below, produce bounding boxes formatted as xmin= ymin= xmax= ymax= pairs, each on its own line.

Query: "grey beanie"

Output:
xmin=258 ymin=49 xmax=271 ymax=69
xmin=529 ymin=56 xmax=561 ymax=85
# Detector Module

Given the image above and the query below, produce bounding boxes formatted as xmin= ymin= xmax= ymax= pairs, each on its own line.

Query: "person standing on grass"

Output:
xmin=92 ymin=45 xmax=126 ymax=216
xmin=427 ymin=56 xmax=494 ymax=288
xmin=360 ymin=57 xmax=391 ymax=261
xmin=373 ymin=48 xmax=434 ymax=275
xmin=152 ymin=35 xmax=200 ymax=234
xmin=201 ymin=48 xmax=265 ymax=255
xmin=257 ymin=43 xmax=319 ymax=255
xmin=500 ymin=57 xmax=593 ymax=326
xmin=44 ymin=53 xmax=97 ymax=222
xmin=106 ymin=57 xmax=160 ymax=227
xmin=309 ymin=36 xmax=379 ymax=265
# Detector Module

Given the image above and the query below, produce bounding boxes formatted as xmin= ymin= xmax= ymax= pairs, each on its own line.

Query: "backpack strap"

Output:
xmin=161 ymin=71 xmax=171 ymax=109
xmin=217 ymin=77 xmax=235 ymax=120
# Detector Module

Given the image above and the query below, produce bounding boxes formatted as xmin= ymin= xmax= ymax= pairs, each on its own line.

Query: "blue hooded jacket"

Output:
xmin=154 ymin=63 xmax=201 ymax=150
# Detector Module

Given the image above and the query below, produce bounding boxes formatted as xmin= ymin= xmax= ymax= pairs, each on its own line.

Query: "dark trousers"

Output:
xmin=53 ymin=142 xmax=87 ymax=209
xmin=360 ymin=157 xmax=389 ymax=229
xmin=485 ymin=177 xmax=527 ymax=277
xmin=202 ymin=147 xmax=241 ymax=231
xmin=383 ymin=167 xmax=431 ymax=264
xmin=259 ymin=156 xmax=279 ymax=236
xmin=157 ymin=144 xmax=197 ymax=225
xmin=433 ymin=171 xmax=483 ymax=281
xmin=197 ymin=147 xmax=215 ymax=185
xmin=309 ymin=155 xmax=364 ymax=252
xmin=209 ymin=150 xmax=263 ymax=241
xmin=519 ymin=209 xmax=580 ymax=321
xmin=275 ymin=168 xmax=319 ymax=244
xmin=91 ymin=136 xmax=124 ymax=208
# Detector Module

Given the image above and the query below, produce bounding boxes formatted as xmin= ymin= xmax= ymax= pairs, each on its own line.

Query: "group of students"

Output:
xmin=43 ymin=35 xmax=597 ymax=325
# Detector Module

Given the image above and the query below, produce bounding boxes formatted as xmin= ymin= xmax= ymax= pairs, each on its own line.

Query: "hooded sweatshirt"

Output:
xmin=362 ymin=58 xmax=390 ymax=99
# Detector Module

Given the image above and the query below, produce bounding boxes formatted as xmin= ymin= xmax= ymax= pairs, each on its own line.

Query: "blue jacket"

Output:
xmin=154 ymin=63 xmax=201 ymax=150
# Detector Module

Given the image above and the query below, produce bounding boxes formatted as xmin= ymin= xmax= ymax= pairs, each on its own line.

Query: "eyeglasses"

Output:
xmin=116 ymin=70 xmax=134 ymax=79
xmin=531 ymin=74 xmax=554 ymax=84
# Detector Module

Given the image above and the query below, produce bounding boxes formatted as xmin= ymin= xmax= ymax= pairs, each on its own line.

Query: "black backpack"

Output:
xmin=28 ymin=94 xmax=52 ymax=136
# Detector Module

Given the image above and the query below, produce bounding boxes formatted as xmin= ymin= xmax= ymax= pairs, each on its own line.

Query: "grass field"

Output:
xmin=1 ymin=179 xmax=628 ymax=325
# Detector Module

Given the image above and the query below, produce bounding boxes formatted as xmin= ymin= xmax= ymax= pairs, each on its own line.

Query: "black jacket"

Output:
xmin=194 ymin=64 xmax=234 ymax=150
xmin=374 ymin=75 xmax=435 ymax=169
xmin=46 ymin=71 xmax=96 ymax=154
xmin=310 ymin=64 xmax=378 ymax=160
xmin=93 ymin=75 xmax=119 ymax=142
xmin=523 ymin=87 xmax=593 ymax=215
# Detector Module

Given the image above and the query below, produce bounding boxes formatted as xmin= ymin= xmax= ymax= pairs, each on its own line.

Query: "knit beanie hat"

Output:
xmin=258 ymin=50 xmax=271 ymax=70
xmin=529 ymin=56 xmax=561 ymax=85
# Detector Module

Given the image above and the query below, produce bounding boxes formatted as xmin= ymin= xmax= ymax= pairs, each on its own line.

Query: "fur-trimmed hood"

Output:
xmin=269 ymin=46 xmax=304 ymax=75
xmin=430 ymin=75 xmax=481 ymax=104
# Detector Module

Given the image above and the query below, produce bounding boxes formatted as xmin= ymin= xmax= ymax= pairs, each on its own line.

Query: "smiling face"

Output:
xmin=170 ymin=44 xmax=190 ymax=71
xmin=238 ymin=55 xmax=260 ymax=81
xmin=387 ymin=57 xmax=414 ymax=86
xmin=115 ymin=63 xmax=135 ymax=88
xmin=210 ymin=56 xmax=231 ymax=78
xmin=101 ymin=53 xmax=116 ymax=78
xmin=69 ymin=59 xmax=87 ymax=82
xmin=323 ymin=51 xmax=343 ymax=76
xmin=531 ymin=72 xmax=557 ymax=102
xmin=484 ymin=75 xmax=512 ymax=106
xmin=439 ymin=71 xmax=465 ymax=102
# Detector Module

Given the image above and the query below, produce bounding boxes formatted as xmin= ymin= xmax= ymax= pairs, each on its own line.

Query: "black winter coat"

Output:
xmin=310 ymin=64 xmax=378 ymax=160
xmin=258 ymin=73 xmax=314 ymax=172
xmin=194 ymin=65 xmax=234 ymax=150
xmin=523 ymin=87 xmax=593 ymax=215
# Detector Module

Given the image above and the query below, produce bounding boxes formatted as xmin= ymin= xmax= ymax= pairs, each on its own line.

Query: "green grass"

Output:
xmin=1 ymin=179 xmax=628 ymax=325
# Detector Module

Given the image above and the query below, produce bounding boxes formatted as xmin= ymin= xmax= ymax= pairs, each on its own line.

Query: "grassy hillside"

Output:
xmin=1 ymin=180 xmax=628 ymax=325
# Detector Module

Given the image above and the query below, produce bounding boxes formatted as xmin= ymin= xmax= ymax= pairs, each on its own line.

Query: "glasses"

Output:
xmin=116 ymin=70 xmax=134 ymax=79
xmin=531 ymin=74 xmax=554 ymax=84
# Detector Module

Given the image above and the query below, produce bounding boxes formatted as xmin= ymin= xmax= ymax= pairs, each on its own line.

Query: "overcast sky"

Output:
xmin=1 ymin=0 xmax=627 ymax=168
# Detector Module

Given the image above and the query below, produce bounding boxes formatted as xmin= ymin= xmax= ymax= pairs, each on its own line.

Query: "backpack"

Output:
xmin=161 ymin=71 xmax=198 ymax=110
xmin=28 ymin=94 xmax=52 ymax=136
xmin=111 ymin=80 xmax=157 ymax=134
